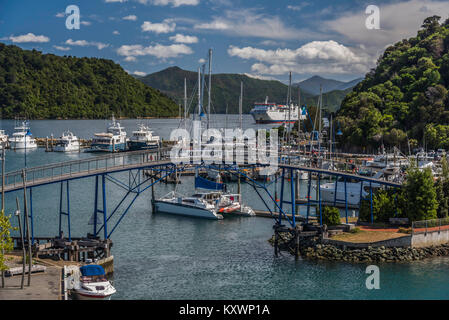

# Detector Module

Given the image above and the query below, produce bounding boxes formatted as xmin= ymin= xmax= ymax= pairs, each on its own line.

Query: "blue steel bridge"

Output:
xmin=1 ymin=148 xmax=401 ymax=245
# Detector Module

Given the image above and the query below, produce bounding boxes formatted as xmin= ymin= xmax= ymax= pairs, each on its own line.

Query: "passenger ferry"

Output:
xmin=250 ymin=98 xmax=306 ymax=124
xmin=89 ymin=116 xmax=127 ymax=152
xmin=127 ymin=124 xmax=160 ymax=151
xmin=9 ymin=121 xmax=38 ymax=150
xmin=54 ymin=131 xmax=80 ymax=152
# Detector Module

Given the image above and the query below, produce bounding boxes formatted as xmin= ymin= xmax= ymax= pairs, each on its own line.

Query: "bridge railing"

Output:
xmin=3 ymin=147 xmax=171 ymax=189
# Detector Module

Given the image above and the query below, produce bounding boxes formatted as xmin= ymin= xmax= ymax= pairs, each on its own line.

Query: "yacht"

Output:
xmin=153 ymin=191 xmax=224 ymax=220
xmin=54 ymin=131 xmax=80 ymax=152
xmin=127 ymin=124 xmax=160 ymax=151
xmin=9 ymin=121 xmax=37 ymax=150
xmin=72 ymin=265 xmax=116 ymax=300
xmin=89 ymin=116 xmax=127 ymax=152
xmin=0 ymin=130 xmax=8 ymax=149
xmin=318 ymin=171 xmax=385 ymax=206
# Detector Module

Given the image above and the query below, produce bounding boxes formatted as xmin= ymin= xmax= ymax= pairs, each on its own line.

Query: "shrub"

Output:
xmin=323 ymin=206 xmax=341 ymax=226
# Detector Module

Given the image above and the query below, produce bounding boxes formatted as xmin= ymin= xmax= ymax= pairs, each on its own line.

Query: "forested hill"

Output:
xmin=0 ymin=43 xmax=179 ymax=119
xmin=138 ymin=67 xmax=352 ymax=114
xmin=336 ymin=16 xmax=449 ymax=152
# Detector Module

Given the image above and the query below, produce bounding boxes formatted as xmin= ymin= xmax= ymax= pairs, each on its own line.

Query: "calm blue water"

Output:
xmin=1 ymin=117 xmax=449 ymax=300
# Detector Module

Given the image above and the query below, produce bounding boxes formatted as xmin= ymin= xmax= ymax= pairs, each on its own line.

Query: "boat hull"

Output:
xmin=9 ymin=140 xmax=37 ymax=150
xmin=88 ymin=143 xmax=126 ymax=153
xmin=154 ymin=200 xmax=223 ymax=220
xmin=73 ymin=291 xmax=114 ymax=300
xmin=127 ymin=141 xmax=159 ymax=151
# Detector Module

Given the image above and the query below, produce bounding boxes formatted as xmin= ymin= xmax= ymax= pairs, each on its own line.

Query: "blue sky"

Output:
xmin=1 ymin=0 xmax=449 ymax=82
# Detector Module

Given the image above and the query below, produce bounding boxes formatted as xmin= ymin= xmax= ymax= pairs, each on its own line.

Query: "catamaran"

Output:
xmin=89 ymin=116 xmax=127 ymax=152
xmin=54 ymin=131 xmax=80 ymax=152
xmin=127 ymin=124 xmax=160 ymax=151
xmin=9 ymin=120 xmax=37 ymax=150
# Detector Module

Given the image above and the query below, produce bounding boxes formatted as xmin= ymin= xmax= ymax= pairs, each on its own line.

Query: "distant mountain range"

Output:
xmin=137 ymin=67 xmax=360 ymax=114
xmin=293 ymin=75 xmax=363 ymax=95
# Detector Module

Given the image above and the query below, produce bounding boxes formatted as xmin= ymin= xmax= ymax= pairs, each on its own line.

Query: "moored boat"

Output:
xmin=54 ymin=131 xmax=80 ymax=152
xmin=73 ymin=265 xmax=116 ymax=300
xmin=9 ymin=120 xmax=37 ymax=150
xmin=127 ymin=124 xmax=160 ymax=151
xmin=88 ymin=116 xmax=127 ymax=152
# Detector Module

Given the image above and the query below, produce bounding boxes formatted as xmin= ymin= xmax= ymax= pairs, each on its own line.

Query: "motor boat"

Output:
xmin=9 ymin=121 xmax=37 ymax=150
xmin=0 ymin=130 xmax=8 ymax=149
xmin=54 ymin=131 xmax=80 ymax=152
xmin=127 ymin=124 xmax=160 ymax=151
xmin=72 ymin=265 xmax=116 ymax=300
xmin=88 ymin=115 xmax=127 ymax=152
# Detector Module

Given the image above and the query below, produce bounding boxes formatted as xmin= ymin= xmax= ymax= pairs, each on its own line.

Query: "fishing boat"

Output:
xmin=250 ymin=97 xmax=306 ymax=124
xmin=9 ymin=120 xmax=37 ymax=150
xmin=72 ymin=265 xmax=116 ymax=300
xmin=88 ymin=116 xmax=127 ymax=152
xmin=127 ymin=124 xmax=160 ymax=151
xmin=54 ymin=131 xmax=80 ymax=152
xmin=0 ymin=130 xmax=8 ymax=149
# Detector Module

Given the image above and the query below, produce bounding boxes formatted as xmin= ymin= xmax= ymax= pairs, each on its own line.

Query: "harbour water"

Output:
xmin=1 ymin=116 xmax=449 ymax=300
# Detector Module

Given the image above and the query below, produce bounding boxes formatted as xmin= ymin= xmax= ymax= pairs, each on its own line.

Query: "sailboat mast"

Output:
xmin=318 ymin=85 xmax=322 ymax=157
xmin=239 ymin=81 xmax=243 ymax=130
xmin=207 ymin=49 xmax=212 ymax=130
xmin=197 ymin=67 xmax=201 ymax=117
xmin=184 ymin=78 xmax=187 ymax=131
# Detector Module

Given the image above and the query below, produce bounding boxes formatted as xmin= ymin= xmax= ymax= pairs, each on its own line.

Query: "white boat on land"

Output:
xmin=127 ymin=124 xmax=160 ymax=151
xmin=0 ymin=130 xmax=8 ymax=149
xmin=72 ymin=265 xmax=116 ymax=300
xmin=9 ymin=121 xmax=37 ymax=150
xmin=89 ymin=115 xmax=127 ymax=152
xmin=319 ymin=171 xmax=385 ymax=206
xmin=54 ymin=131 xmax=80 ymax=152
xmin=154 ymin=191 xmax=224 ymax=220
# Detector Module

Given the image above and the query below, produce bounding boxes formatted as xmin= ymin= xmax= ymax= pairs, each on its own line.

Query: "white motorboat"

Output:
xmin=9 ymin=121 xmax=37 ymax=150
xmin=89 ymin=115 xmax=127 ymax=152
xmin=128 ymin=124 xmax=160 ymax=151
xmin=54 ymin=131 xmax=80 ymax=152
xmin=0 ymin=130 xmax=8 ymax=149
xmin=153 ymin=191 xmax=224 ymax=220
xmin=73 ymin=265 xmax=116 ymax=300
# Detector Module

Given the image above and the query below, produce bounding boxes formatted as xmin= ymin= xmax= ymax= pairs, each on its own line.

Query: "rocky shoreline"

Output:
xmin=269 ymin=233 xmax=449 ymax=263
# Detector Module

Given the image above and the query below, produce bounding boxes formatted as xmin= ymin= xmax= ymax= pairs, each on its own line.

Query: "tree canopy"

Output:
xmin=0 ymin=43 xmax=179 ymax=119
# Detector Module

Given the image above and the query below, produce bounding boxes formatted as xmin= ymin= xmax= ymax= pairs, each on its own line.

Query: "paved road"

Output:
xmin=0 ymin=267 xmax=61 ymax=300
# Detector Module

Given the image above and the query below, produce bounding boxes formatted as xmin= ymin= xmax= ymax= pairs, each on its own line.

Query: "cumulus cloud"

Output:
xmin=137 ymin=0 xmax=200 ymax=7
xmin=123 ymin=15 xmax=137 ymax=21
xmin=228 ymin=41 xmax=370 ymax=75
xmin=193 ymin=9 xmax=320 ymax=40
xmin=65 ymin=39 xmax=109 ymax=50
xmin=169 ymin=34 xmax=198 ymax=43
xmin=141 ymin=19 xmax=176 ymax=33
xmin=8 ymin=33 xmax=50 ymax=43
xmin=53 ymin=45 xmax=71 ymax=51
xmin=117 ymin=43 xmax=193 ymax=60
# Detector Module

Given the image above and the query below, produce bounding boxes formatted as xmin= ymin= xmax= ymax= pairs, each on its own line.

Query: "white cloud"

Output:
xmin=81 ymin=21 xmax=91 ymax=26
xmin=65 ymin=39 xmax=109 ymax=50
xmin=193 ymin=9 xmax=320 ymax=40
xmin=141 ymin=19 xmax=176 ymax=33
xmin=169 ymin=34 xmax=198 ymax=43
xmin=105 ymin=0 xmax=128 ymax=2
xmin=326 ymin=0 xmax=449 ymax=51
xmin=53 ymin=45 xmax=71 ymax=51
xmin=287 ymin=3 xmax=310 ymax=11
xmin=113 ymin=30 xmax=120 ymax=35
xmin=228 ymin=41 xmax=370 ymax=75
xmin=137 ymin=0 xmax=200 ymax=7
xmin=133 ymin=71 xmax=147 ymax=76
xmin=9 ymin=33 xmax=50 ymax=43
xmin=198 ymin=58 xmax=206 ymax=63
xmin=123 ymin=15 xmax=137 ymax=21
xmin=55 ymin=12 xmax=65 ymax=18
xmin=117 ymin=43 xmax=193 ymax=60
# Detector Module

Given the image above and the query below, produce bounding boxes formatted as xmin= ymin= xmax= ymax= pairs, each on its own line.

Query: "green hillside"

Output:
xmin=0 ymin=43 xmax=179 ymax=119
xmin=139 ymin=67 xmax=352 ymax=114
xmin=336 ymin=16 xmax=449 ymax=152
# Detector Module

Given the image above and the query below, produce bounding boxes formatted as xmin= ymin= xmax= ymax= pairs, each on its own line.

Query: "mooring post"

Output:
xmin=21 ymin=169 xmax=32 ymax=287
xmin=29 ymin=188 xmax=34 ymax=244
xmin=15 ymin=197 xmax=25 ymax=289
